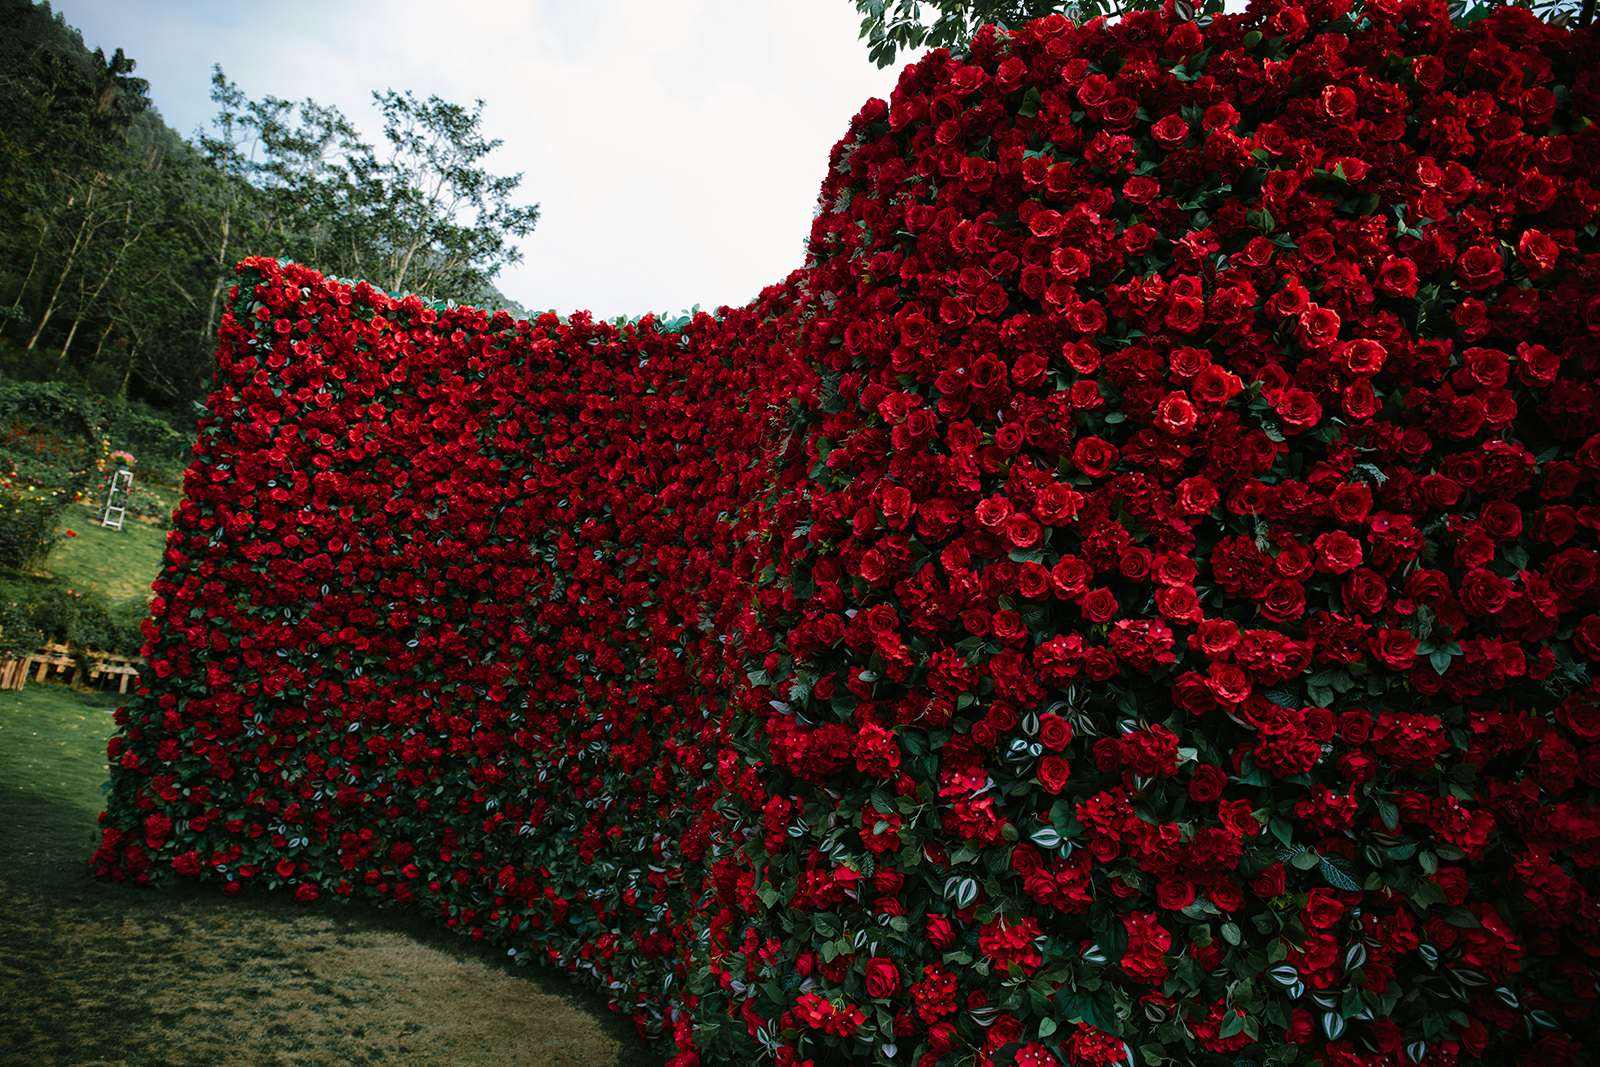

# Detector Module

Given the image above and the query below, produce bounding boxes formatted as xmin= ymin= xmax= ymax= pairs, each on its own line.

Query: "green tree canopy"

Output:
xmin=0 ymin=0 xmax=538 ymax=412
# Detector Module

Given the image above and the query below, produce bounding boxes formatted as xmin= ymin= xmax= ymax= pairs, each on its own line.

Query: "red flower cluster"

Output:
xmin=97 ymin=1 xmax=1600 ymax=1063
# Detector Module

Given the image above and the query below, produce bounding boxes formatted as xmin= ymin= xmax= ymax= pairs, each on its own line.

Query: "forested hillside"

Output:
xmin=0 ymin=0 xmax=538 ymax=413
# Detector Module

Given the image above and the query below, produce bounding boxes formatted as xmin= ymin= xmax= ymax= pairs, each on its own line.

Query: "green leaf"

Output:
xmin=1320 ymin=856 xmax=1361 ymax=892
xmin=1375 ymin=799 xmax=1399 ymax=831
xmin=1289 ymin=848 xmax=1320 ymax=872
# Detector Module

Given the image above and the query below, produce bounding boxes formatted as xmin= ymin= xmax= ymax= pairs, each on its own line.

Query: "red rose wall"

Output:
xmin=95 ymin=2 xmax=1600 ymax=1064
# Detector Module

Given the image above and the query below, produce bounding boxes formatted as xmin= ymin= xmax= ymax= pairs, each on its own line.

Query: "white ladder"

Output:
xmin=101 ymin=467 xmax=134 ymax=530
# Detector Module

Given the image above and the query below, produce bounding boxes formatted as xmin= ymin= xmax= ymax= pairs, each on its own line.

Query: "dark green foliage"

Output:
xmin=0 ymin=575 xmax=143 ymax=657
xmin=0 ymin=0 xmax=537 ymax=411
xmin=0 ymin=496 xmax=67 ymax=571
xmin=0 ymin=381 xmax=100 ymax=569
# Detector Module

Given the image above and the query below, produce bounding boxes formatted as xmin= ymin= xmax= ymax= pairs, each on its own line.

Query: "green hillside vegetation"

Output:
xmin=1 ymin=0 xmax=538 ymax=413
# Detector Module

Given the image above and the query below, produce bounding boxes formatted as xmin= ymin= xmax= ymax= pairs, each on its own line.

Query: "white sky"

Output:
xmin=58 ymin=1 xmax=910 ymax=318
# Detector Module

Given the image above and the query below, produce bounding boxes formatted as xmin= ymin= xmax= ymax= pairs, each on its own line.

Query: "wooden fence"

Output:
xmin=0 ymin=642 xmax=143 ymax=694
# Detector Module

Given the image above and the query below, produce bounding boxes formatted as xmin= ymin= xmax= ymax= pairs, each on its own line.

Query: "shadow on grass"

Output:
xmin=0 ymin=689 xmax=652 ymax=1066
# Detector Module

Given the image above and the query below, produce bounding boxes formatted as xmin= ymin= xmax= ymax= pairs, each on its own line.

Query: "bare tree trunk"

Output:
xmin=25 ymin=185 xmax=97 ymax=351
xmin=390 ymin=235 xmax=425 ymax=294
xmin=56 ymin=314 xmax=85 ymax=367
xmin=119 ymin=345 xmax=136 ymax=399
xmin=90 ymin=319 xmax=115 ymax=363
xmin=200 ymin=205 xmax=231 ymax=344
xmin=57 ymin=203 xmax=135 ymax=370
xmin=9 ymin=222 xmax=47 ymax=310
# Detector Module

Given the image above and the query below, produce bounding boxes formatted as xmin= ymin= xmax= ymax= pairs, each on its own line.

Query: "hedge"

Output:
xmin=96 ymin=2 xmax=1600 ymax=1064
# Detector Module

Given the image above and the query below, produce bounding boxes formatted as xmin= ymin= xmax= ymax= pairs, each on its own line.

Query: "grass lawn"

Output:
xmin=0 ymin=684 xmax=644 ymax=1065
xmin=41 ymin=503 xmax=170 ymax=605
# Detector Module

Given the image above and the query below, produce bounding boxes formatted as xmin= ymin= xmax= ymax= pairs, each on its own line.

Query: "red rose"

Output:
xmin=1164 ymin=296 xmax=1205 ymax=334
xmin=1038 ymin=754 xmax=1072 ymax=794
xmin=1337 ymin=568 xmax=1390 ymax=619
xmin=1033 ymin=482 xmax=1083 ymax=524
xmin=1456 ymin=245 xmax=1504 ymax=291
xmin=1156 ymin=878 xmax=1196 ymax=911
xmin=975 ymin=495 xmax=1012 ymax=529
xmin=1156 ymin=392 xmax=1198 ymax=435
xmin=1005 ymin=513 xmax=1043 ymax=550
xmin=1296 ymin=305 xmax=1340 ymax=349
xmin=1370 ymin=628 xmax=1419 ymax=670
xmin=1175 ymin=476 xmax=1219 ymax=515
xmin=143 ymin=812 xmax=172 ymax=849
xmin=1038 ymin=712 xmax=1074 ymax=751
xmin=865 ymin=956 xmax=900 ymax=998
xmin=1078 ymin=588 xmax=1119 ymax=624
xmin=1339 ymin=338 xmax=1387 ymax=376
xmin=1028 ymin=208 xmax=1064 ymax=238
xmin=1313 ymin=531 xmax=1363 ymax=574
xmin=1192 ymin=364 xmax=1241 ymax=406
xmin=1188 ymin=763 xmax=1226 ymax=803
xmin=1320 ymin=84 xmax=1357 ymax=121
xmin=1574 ymin=616 xmax=1600 ymax=660
xmin=1303 ymin=888 xmax=1346 ymax=929
xmin=1151 ymin=114 xmax=1190 ymax=147
xmin=1516 ymin=229 xmax=1559 ymax=276
xmin=1377 ymin=255 xmax=1418 ymax=297
xmin=1259 ymin=579 xmax=1306 ymax=622
xmin=1251 ymin=863 xmax=1287 ymax=899
xmin=1072 ymin=437 xmax=1117 ymax=477
xmin=1272 ymin=388 xmax=1322 ymax=432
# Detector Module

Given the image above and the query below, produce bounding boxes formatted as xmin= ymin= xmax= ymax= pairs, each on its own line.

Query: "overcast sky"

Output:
xmin=57 ymin=1 xmax=909 ymax=318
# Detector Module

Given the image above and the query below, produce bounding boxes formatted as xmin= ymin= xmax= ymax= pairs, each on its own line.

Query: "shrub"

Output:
xmin=0 ymin=380 xmax=102 ymax=441
xmin=62 ymin=590 xmax=143 ymax=657
xmin=104 ymin=403 xmax=190 ymax=471
xmin=0 ymin=583 xmax=45 ymax=658
xmin=0 ymin=576 xmax=138 ymax=655
xmin=0 ymin=489 xmax=69 ymax=570
xmin=97 ymin=3 xmax=1600 ymax=1065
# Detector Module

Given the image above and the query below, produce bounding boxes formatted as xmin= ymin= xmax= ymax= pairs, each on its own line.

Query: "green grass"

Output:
xmin=42 ymin=502 xmax=169 ymax=606
xmin=0 ymin=684 xmax=645 ymax=1065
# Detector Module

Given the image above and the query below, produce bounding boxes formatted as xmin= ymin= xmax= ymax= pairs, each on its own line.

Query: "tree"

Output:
xmin=0 ymin=1 xmax=541 ymax=410
xmin=0 ymin=0 xmax=148 ymax=336
xmin=359 ymin=90 xmax=541 ymax=300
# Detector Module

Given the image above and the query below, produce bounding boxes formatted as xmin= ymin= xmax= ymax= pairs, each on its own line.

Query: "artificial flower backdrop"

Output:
xmin=97 ymin=1 xmax=1600 ymax=1063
